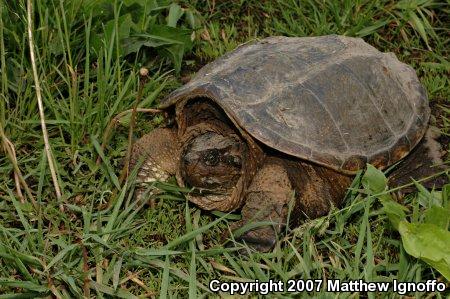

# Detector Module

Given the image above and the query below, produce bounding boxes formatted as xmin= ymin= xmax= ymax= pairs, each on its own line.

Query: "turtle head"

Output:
xmin=175 ymin=99 xmax=256 ymax=212
xmin=181 ymin=131 xmax=243 ymax=190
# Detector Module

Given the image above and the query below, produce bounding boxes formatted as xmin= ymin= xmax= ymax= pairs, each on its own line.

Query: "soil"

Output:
xmin=430 ymin=99 xmax=450 ymax=161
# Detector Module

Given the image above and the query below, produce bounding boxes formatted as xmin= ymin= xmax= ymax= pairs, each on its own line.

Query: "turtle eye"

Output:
xmin=202 ymin=149 xmax=220 ymax=166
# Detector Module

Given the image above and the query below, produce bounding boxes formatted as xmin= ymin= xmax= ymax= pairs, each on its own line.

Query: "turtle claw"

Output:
xmin=233 ymin=223 xmax=278 ymax=253
xmin=222 ymin=220 xmax=277 ymax=253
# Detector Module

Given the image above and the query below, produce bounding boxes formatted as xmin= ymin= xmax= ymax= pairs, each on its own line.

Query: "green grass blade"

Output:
xmin=91 ymin=135 xmax=121 ymax=190
xmin=159 ymin=255 xmax=170 ymax=299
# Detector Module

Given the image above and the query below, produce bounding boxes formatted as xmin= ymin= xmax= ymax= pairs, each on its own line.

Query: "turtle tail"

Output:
xmin=387 ymin=127 xmax=449 ymax=192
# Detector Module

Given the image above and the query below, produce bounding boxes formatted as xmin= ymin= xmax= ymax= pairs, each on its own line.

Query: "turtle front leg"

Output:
xmin=231 ymin=158 xmax=352 ymax=252
xmin=129 ymin=128 xmax=179 ymax=200
xmin=231 ymin=157 xmax=294 ymax=252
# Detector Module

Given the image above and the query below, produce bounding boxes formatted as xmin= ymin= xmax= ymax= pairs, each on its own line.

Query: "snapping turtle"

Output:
xmin=130 ymin=35 xmax=447 ymax=251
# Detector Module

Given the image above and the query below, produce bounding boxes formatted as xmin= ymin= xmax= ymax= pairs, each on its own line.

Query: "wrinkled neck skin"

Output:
xmin=175 ymin=99 xmax=264 ymax=212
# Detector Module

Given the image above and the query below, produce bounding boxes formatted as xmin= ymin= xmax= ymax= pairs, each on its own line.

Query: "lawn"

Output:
xmin=0 ymin=0 xmax=449 ymax=297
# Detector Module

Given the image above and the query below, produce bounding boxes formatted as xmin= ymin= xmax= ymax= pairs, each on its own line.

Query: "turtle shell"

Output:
xmin=160 ymin=35 xmax=430 ymax=174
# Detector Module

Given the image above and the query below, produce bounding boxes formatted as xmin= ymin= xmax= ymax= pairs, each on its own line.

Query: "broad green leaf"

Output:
xmin=123 ymin=0 xmax=147 ymax=6
xmin=443 ymin=184 xmax=450 ymax=208
xmin=149 ymin=25 xmax=192 ymax=51
xmin=185 ymin=9 xmax=202 ymax=29
xmin=123 ymin=26 xmax=191 ymax=50
xmin=158 ymin=43 xmax=185 ymax=73
xmin=122 ymin=25 xmax=192 ymax=72
xmin=123 ymin=0 xmax=170 ymax=9
xmin=82 ymin=0 xmax=113 ymax=16
xmin=90 ymin=13 xmax=133 ymax=55
xmin=362 ymin=164 xmax=387 ymax=194
xmin=167 ymin=3 xmax=183 ymax=27
xmin=414 ymin=180 xmax=441 ymax=208
xmin=113 ymin=14 xmax=133 ymax=40
xmin=379 ymin=196 xmax=408 ymax=230
xmin=399 ymin=221 xmax=450 ymax=280
xmin=121 ymin=35 xmax=175 ymax=56
xmin=424 ymin=205 xmax=450 ymax=230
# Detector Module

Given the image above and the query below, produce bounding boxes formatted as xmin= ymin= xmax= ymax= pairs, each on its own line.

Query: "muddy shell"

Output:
xmin=160 ymin=35 xmax=430 ymax=174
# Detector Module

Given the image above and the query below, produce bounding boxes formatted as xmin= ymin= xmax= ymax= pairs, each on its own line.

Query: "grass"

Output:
xmin=0 ymin=0 xmax=449 ymax=297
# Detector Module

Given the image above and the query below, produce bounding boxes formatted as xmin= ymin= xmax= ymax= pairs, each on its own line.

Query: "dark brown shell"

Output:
xmin=160 ymin=35 xmax=430 ymax=174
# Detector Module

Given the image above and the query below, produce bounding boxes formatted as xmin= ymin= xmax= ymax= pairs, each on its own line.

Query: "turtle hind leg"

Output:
xmin=231 ymin=157 xmax=293 ymax=252
xmin=388 ymin=127 xmax=448 ymax=192
xmin=130 ymin=127 xmax=179 ymax=201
